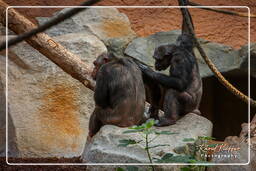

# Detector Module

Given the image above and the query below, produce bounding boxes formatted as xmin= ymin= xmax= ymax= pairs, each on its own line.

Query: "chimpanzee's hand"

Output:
xmin=133 ymin=59 xmax=157 ymax=79
xmin=140 ymin=64 xmax=155 ymax=76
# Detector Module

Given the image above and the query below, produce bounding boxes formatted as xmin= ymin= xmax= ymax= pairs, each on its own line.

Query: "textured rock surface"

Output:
xmin=0 ymin=33 xmax=105 ymax=157
xmin=54 ymin=32 xmax=107 ymax=70
xmin=125 ymin=30 xmax=241 ymax=77
xmin=0 ymin=41 xmax=19 ymax=158
xmin=37 ymin=8 xmax=136 ymax=57
xmin=36 ymin=10 xmax=85 ymax=37
xmin=239 ymin=43 xmax=256 ymax=78
xmin=208 ymin=118 xmax=256 ymax=170
xmin=82 ymin=113 xmax=212 ymax=170
xmin=0 ymin=72 xmax=6 ymax=157
xmin=207 ymin=138 xmax=254 ymax=171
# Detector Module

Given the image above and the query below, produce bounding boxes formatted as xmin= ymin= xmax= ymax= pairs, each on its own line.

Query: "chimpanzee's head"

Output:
xmin=91 ymin=52 xmax=111 ymax=80
xmin=153 ymin=44 xmax=177 ymax=71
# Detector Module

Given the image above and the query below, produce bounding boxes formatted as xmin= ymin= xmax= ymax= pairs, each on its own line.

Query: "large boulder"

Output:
xmin=0 ymin=45 xmax=19 ymax=158
xmin=125 ymin=30 xmax=241 ymax=78
xmin=82 ymin=113 xmax=213 ymax=170
xmin=37 ymin=8 xmax=136 ymax=57
xmin=239 ymin=43 xmax=256 ymax=78
xmin=208 ymin=118 xmax=256 ymax=171
xmin=54 ymin=32 xmax=107 ymax=70
xmin=0 ymin=33 xmax=106 ymax=158
xmin=0 ymin=72 xmax=6 ymax=157
xmin=207 ymin=138 xmax=254 ymax=171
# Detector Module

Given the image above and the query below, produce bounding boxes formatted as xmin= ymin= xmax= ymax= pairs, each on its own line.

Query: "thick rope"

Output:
xmin=179 ymin=0 xmax=256 ymax=107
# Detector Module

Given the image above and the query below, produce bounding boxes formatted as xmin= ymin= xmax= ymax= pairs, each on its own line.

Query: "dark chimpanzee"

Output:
xmin=137 ymin=33 xmax=202 ymax=126
xmin=88 ymin=52 xmax=147 ymax=137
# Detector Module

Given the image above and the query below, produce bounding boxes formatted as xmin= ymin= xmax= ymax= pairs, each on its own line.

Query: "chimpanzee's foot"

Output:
xmin=147 ymin=106 xmax=159 ymax=120
xmin=192 ymin=109 xmax=201 ymax=115
xmin=155 ymin=117 xmax=176 ymax=127
xmin=86 ymin=135 xmax=93 ymax=144
xmin=150 ymin=114 xmax=159 ymax=120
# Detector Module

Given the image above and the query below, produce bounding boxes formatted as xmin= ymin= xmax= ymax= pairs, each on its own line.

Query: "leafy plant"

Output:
xmin=117 ymin=119 xmax=213 ymax=171
xmin=117 ymin=119 xmax=176 ymax=171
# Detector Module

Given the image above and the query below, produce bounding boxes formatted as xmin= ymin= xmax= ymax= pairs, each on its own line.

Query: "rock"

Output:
xmin=53 ymin=32 xmax=107 ymax=70
xmin=0 ymin=73 xmax=6 ymax=157
xmin=37 ymin=8 xmax=136 ymax=57
xmin=207 ymin=139 xmax=254 ymax=171
xmin=125 ymin=30 xmax=240 ymax=77
xmin=0 ymin=34 xmax=102 ymax=158
xmin=208 ymin=118 xmax=256 ymax=171
xmin=0 ymin=23 xmax=15 ymax=35
xmin=0 ymin=40 xmax=19 ymax=158
xmin=82 ymin=113 xmax=212 ymax=170
xmin=239 ymin=43 xmax=256 ymax=78
xmin=36 ymin=10 xmax=85 ymax=37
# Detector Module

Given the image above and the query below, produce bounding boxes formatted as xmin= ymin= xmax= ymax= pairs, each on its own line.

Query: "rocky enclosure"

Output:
xmin=0 ymin=7 xmax=254 ymax=168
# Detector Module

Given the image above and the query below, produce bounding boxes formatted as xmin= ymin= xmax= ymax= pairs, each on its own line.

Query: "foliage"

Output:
xmin=116 ymin=119 xmax=213 ymax=171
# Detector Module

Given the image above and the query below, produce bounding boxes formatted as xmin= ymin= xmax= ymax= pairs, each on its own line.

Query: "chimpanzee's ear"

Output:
xmin=102 ymin=53 xmax=110 ymax=63
xmin=103 ymin=56 xmax=109 ymax=63
xmin=166 ymin=44 xmax=177 ymax=56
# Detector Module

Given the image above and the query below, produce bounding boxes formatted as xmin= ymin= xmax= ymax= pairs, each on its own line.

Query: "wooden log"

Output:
xmin=0 ymin=0 xmax=95 ymax=90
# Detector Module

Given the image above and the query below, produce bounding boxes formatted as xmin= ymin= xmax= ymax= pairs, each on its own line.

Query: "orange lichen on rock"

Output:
xmin=38 ymin=82 xmax=82 ymax=150
xmin=101 ymin=19 xmax=134 ymax=38
xmin=39 ymin=84 xmax=81 ymax=136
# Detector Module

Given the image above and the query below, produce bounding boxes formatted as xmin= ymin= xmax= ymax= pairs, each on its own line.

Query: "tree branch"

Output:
xmin=0 ymin=0 xmax=95 ymax=90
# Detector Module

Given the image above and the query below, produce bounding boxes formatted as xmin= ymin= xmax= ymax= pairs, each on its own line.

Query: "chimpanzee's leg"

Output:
xmin=88 ymin=108 xmax=103 ymax=138
xmin=144 ymin=80 xmax=162 ymax=120
xmin=155 ymin=89 xmax=179 ymax=127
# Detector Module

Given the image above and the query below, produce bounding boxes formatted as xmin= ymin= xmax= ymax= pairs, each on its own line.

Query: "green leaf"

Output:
xmin=123 ymin=129 xmax=143 ymax=134
xmin=188 ymin=159 xmax=197 ymax=163
xmin=145 ymin=119 xmax=155 ymax=128
xmin=127 ymin=166 xmax=139 ymax=171
xmin=116 ymin=167 xmax=125 ymax=171
xmin=183 ymin=138 xmax=195 ymax=142
xmin=118 ymin=139 xmax=138 ymax=147
xmin=155 ymin=131 xmax=177 ymax=135
xmin=198 ymin=136 xmax=215 ymax=140
xmin=207 ymin=143 xmax=222 ymax=148
xmin=167 ymin=155 xmax=195 ymax=163
xmin=180 ymin=167 xmax=190 ymax=171
xmin=155 ymin=153 xmax=173 ymax=163
xmin=129 ymin=125 xmax=146 ymax=130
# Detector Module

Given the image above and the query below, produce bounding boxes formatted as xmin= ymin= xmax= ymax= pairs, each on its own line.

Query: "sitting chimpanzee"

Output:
xmin=89 ymin=52 xmax=147 ymax=137
xmin=137 ymin=33 xmax=202 ymax=126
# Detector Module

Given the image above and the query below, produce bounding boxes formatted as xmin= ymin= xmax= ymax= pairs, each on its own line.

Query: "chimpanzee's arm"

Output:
xmin=152 ymin=72 xmax=188 ymax=91
xmin=135 ymin=59 xmax=189 ymax=91
xmin=94 ymin=67 xmax=110 ymax=108
xmin=140 ymin=66 xmax=189 ymax=91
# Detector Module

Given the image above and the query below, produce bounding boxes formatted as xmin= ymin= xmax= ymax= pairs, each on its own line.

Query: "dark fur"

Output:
xmin=138 ymin=34 xmax=202 ymax=126
xmin=89 ymin=53 xmax=146 ymax=137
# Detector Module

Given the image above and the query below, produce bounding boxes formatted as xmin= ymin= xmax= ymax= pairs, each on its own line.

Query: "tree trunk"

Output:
xmin=0 ymin=0 xmax=95 ymax=90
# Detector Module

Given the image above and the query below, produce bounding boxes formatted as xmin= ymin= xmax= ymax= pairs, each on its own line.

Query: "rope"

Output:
xmin=179 ymin=0 xmax=256 ymax=107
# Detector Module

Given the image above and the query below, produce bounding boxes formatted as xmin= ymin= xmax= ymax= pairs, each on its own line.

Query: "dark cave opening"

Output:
xmin=199 ymin=71 xmax=256 ymax=140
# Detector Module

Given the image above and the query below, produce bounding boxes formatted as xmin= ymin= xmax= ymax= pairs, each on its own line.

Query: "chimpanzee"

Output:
xmin=137 ymin=33 xmax=202 ymax=126
xmin=88 ymin=53 xmax=147 ymax=137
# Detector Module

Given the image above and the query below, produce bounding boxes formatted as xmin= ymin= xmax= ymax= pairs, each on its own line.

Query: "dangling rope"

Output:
xmin=178 ymin=0 xmax=256 ymax=107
